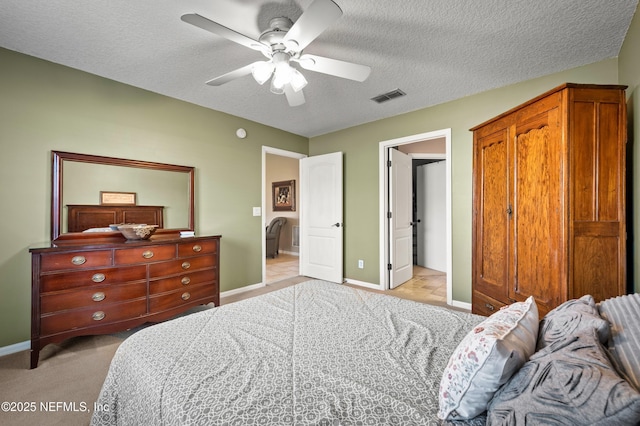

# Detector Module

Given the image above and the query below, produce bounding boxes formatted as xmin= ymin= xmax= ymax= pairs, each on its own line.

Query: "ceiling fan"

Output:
xmin=181 ymin=0 xmax=371 ymax=107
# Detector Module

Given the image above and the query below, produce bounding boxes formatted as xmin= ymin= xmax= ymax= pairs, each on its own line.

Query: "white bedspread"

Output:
xmin=91 ymin=280 xmax=483 ymax=425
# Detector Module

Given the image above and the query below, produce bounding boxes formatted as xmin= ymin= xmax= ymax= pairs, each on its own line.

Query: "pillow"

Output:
xmin=537 ymin=295 xmax=610 ymax=351
xmin=487 ymin=329 xmax=640 ymax=425
xmin=598 ymin=293 xmax=640 ymax=392
xmin=438 ymin=296 xmax=538 ymax=420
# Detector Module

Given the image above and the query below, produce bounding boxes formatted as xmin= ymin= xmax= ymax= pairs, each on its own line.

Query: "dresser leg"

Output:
xmin=29 ymin=343 xmax=39 ymax=369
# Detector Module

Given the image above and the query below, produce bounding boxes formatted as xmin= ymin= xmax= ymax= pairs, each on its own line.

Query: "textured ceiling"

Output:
xmin=0 ymin=0 xmax=637 ymax=137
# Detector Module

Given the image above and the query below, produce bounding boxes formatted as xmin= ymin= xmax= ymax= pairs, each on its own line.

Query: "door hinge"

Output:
xmin=387 ymin=263 xmax=392 ymax=270
xmin=387 ymin=160 xmax=392 ymax=167
xmin=387 ymin=211 xmax=392 ymax=219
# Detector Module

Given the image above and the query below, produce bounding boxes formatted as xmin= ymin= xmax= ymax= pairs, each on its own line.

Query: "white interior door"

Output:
xmin=390 ymin=149 xmax=413 ymax=288
xmin=300 ymin=152 xmax=343 ymax=283
xmin=417 ymin=161 xmax=446 ymax=271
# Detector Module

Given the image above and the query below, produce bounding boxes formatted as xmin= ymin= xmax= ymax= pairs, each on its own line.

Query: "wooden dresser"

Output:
xmin=29 ymin=234 xmax=220 ymax=368
xmin=470 ymin=83 xmax=627 ymax=317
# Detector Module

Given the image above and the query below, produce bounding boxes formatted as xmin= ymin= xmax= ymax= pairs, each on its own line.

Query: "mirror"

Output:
xmin=51 ymin=151 xmax=194 ymax=241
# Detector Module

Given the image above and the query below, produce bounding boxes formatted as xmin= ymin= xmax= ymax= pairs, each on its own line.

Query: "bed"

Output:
xmin=91 ymin=280 xmax=640 ymax=425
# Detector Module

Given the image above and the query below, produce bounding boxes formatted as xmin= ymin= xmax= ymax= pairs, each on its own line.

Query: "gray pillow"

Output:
xmin=598 ymin=294 xmax=640 ymax=392
xmin=537 ymin=295 xmax=610 ymax=351
xmin=487 ymin=330 xmax=640 ymax=425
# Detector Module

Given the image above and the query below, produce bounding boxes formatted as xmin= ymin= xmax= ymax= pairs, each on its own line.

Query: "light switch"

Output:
xmin=252 ymin=207 xmax=261 ymax=216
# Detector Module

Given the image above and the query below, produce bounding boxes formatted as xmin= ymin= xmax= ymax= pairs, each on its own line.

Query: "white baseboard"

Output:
xmin=451 ymin=300 xmax=472 ymax=311
xmin=279 ymin=250 xmax=299 ymax=256
xmin=0 ymin=340 xmax=30 ymax=357
xmin=220 ymin=282 xmax=265 ymax=298
xmin=344 ymin=278 xmax=382 ymax=290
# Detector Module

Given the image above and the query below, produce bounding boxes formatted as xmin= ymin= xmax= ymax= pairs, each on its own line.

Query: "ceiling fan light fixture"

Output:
xmin=251 ymin=61 xmax=275 ymax=85
xmin=269 ymin=78 xmax=285 ymax=95
xmin=272 ymin=60 xmax=292 ymax=90
xmin=289 ymin=68 xmax=308 ymax=92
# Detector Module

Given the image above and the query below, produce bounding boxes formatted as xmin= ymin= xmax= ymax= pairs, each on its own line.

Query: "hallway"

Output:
xmin=266 ymin=255 xmax=447 ymax=306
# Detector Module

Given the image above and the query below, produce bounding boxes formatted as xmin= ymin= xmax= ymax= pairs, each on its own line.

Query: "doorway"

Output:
xmin=262 ymin=147 xmax=306 ymax=285
xmin=379 ymin=129 xmax=452 ymax=305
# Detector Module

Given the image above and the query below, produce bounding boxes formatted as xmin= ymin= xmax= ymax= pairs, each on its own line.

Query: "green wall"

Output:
xmin=1 ymin=6 xmax=638 ymax=350
xmin=0 ymin=47 xmax=308 ymax=348
xmin=619 ymin=4 xmax=640 ymax=294
xmin=309 ymin=58 xmax=624 ymax=303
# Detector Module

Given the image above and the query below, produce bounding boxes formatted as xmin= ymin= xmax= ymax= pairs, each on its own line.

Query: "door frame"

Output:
xmin=378 ymin=129 xmax=453 ymax=305
xmin=262 ymin=146 xmax=307 ymax=285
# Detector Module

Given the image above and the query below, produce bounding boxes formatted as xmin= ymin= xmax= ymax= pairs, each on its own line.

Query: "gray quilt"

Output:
xmin=91 ymin=280 xmax=483 ymax=425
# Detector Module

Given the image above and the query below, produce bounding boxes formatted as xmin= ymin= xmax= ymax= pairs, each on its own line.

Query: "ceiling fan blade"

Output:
xmin=284 ymin=85 xmax=305 ymax=107
xmin=205 ymin=62 xmax=263 ymax=86
xmin=283 ymin=0 xmax=342 ymax=51
xmin=296 ymin=54 xmax=371 ymax=82
xmin=181 ymin=13 xmax=267 ymax=54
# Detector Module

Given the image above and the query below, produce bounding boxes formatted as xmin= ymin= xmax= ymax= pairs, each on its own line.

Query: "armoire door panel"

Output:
xmin=511 ymin=122 xmax=562 ymax=310
xmin=573 ymin=235 xmax=620 ymax=302
xmin=474 ymin=128 xmax=508 ymax=300
xmin=597 ymin=102 xmax=622 ymax=221
xmin=572 ymin=101 xmax=597 ymax=221
xmin=572 ymin=101 xmax=622 ymax=221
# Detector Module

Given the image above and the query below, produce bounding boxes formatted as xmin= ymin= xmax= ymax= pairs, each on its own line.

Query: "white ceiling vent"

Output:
xmin=371 ymin=89 xmax=406 ymax=104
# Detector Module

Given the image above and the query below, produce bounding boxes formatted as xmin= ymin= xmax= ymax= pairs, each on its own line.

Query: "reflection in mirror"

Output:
xmin=52 ymin=151 xmax=195 ymax=241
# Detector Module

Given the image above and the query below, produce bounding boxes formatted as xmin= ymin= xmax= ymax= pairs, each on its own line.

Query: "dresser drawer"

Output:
xmin=40 ymin=298 xmax=147 ymax=336
xmin=178 ymin=239 xmax=218 ymax=257
xmin=472 ymin=290 xmax=508 ymax=317
xmin=148 ymin=255 xmax=216 ymax=277
xmin=114 ymin=244 xmax=176 ymax=265
xmin=40 ymin=265 xmax=147 ymax=292
xmin=149 ymin=283 xmax=216 ymax=313
xmin=149 ymin=269 xmax=216 ymax=295
xmin=40 ymin=250 xmax=113 ymax=272
xmin=41 ymin=282 xmax=147 ymax=314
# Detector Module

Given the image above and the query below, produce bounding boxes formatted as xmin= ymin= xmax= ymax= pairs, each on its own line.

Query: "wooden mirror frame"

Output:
xmin=51 ymin=151 xmax=195 ymax=241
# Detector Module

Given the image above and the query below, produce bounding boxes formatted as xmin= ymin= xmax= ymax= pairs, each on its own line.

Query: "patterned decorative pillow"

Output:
xmin=438 ymin=296 xmax=538 ymax=420
xmin=537 ymin=294 xmax=610 ymax=351
xmin=487 ymin=330 xmax=640 ymax=425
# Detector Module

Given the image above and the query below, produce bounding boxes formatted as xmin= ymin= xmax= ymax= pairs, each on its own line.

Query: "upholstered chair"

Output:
xmin=266 ymin=217 xmax=287 ymax=258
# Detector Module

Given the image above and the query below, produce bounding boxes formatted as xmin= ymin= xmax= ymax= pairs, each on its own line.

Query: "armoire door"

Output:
xmin=473 ymin=124 xmax=510 ymax=304
xmin=508 ymin=94 xmax=565 ymax=313
xmin=569 ymin=87 xmax=627 ymax=302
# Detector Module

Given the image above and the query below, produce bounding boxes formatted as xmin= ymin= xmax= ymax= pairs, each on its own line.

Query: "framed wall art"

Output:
xmin=272 ymin=180 xmax=295 ymax=211
xmin=100 ymin=191 xmax=137 ymax=205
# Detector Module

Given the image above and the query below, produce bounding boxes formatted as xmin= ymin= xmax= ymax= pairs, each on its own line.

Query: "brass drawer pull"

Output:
xmin=181 ymin=277 xmax=191 ymax=285
xmin=71 ymin=255 xmax=86 ymax=265
xmin=92 ymin=273 xmax=106 ymax=283
xmin=92 ymin=311 xmax=106 ymax=321
xmin=192 ymin=244 xmax=202 ymax=253
xmin=181 ymin=292 xmax=191 ymax=301
xmin=142 ymin=250 xmax=154 ymax=259
xmin=92 ymin=292 xmax=106 ymax=302
xmin=485 ymin=303 xmax=495 ymax=312
xmin=182 ymin=261 xmax=191 ymax=270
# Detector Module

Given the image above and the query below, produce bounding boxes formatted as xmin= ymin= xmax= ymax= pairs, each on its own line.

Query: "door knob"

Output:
xmin=332 ymin=222 xmax=342 ymax=227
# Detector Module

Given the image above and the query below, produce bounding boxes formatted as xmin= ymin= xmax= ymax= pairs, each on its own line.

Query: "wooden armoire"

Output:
xmin=470 ymin=83 xmax=627 ymax=317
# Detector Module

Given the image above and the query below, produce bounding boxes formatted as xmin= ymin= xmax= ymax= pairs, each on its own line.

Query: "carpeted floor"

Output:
xmin=0 ymin=334 xmax=123 ymax=426
xmin=0 ymin=303 xmax=217 ymax=426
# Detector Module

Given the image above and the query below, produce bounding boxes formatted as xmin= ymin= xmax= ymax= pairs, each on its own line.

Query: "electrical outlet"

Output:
xmin=358 ymin=259 xmax=364 ymax=269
